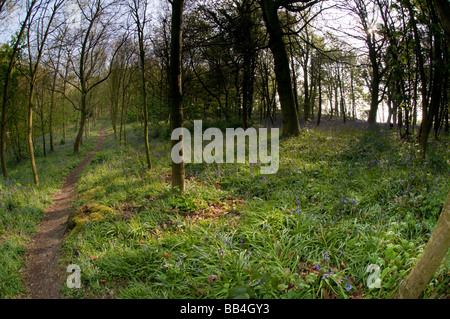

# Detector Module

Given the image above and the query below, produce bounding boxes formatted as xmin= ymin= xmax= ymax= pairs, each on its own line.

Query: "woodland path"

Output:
xmin=23 ymin=125 xmax=107 ymax=299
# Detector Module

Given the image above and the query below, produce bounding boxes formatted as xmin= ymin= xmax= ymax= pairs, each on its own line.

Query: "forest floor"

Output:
xmin=0 ymin=118 xmax=449 ymax=299
xmin=23 ymin=124 xmax=108 ymax=298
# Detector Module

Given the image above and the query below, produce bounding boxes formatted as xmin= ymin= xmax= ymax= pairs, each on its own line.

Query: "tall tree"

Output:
xmin=24 ymin=0 xmax=65 ymax=185
xmin=259 ymin=0 xmax=320 ymax=136
xmin=1 ymin=0 xmax=38 ymax=179
xmin=169 ymin=0 xmax=185 ymax=192
xmin=129 ymin=0 xmax=152 ymax=169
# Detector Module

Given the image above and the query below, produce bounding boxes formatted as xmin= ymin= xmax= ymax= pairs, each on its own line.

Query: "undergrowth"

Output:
xmin=0 ymin=120 xmax=103 ymax=298
xmin=60 ymin=121 xmax=449 ymax=299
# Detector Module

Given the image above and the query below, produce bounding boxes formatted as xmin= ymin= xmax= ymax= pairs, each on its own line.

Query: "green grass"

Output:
xmin=60 ymin=121 xmax=449 ymax=299
xmin=0 ymin=120 xmax=104 ymax=298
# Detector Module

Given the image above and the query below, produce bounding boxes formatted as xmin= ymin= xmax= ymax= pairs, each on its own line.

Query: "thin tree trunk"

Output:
xmin=316 ymin=65 xmax=322 ymax=126
xmin=74 ymin=100 xmax=86 ymax=152
xmin=27 ymin=88 xmax=39 ymax=185
xmin=169 ymin=0 xmax=185 ymax=193
xmin=132 ymin=0 xmax=152 ymax=169
xmin=405 ymin=0 xmax=430 ymax=158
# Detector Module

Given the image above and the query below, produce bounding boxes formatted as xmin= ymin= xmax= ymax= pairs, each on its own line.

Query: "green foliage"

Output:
xmin=60 ymin=122 xmax=449 ymax=299
xmin=0 ymin=120 xmax=103 ymax=298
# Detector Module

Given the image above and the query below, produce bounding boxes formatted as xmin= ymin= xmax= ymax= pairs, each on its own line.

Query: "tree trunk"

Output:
xmin=241 ymin=51 xmax=256 ymax=129
xmin=49 ymin=45 xmax=61 ymax=152
xmin=316 ymin=65 xmax=322 ymax=126
xmin=432 ymin=0 xmax=450 ymax=44
xmin=169 ymin=0 xmax=185 ymax=193
xmin=350 ymin=68 xmax=356 ymax=120
xmin=27 ymin=88 xmax=39 ymax=186
xmin=74 ymin=96 xmax=86 ymax=153
xmin=303 ymin=41 xmax=310 ymax=122
xmin=367 ymin=53 xmax=380 ymax=125
xmin=405 ymin=0 xmax=430 ymax=158
xmin=0 ymin=105 xmax=7 ymax=178
xmin=260 ymin=0 xmax=300 ymax=136
xmin=394 ymin=190 xmax=450 ymax=298
xmin=0 ymin=0 xmax=38 ymax=179
xmin=133 ymin=0 xmax=152 ymax=170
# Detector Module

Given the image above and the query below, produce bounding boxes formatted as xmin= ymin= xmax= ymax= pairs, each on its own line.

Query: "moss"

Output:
xmin=66 ymin=203 xmax=114 ymax=235
xmin=82 ymin=186 xmax=105 ymax=200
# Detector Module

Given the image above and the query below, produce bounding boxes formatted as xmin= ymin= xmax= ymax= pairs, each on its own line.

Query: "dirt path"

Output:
xmin=24 ymin=126 xmax=107 ymax=299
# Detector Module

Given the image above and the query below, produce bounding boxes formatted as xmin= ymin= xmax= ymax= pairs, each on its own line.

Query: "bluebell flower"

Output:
xmin=345 ymin=281 xmax=352 ymax=292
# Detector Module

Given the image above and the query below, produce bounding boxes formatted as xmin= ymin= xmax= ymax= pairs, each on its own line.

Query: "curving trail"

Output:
xmin=24 ymin=125 xmax=107 ymax=299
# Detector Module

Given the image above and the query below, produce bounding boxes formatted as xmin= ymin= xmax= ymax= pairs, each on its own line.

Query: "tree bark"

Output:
xmin=27 ymin=88 xmax=39 ymax=185
xmin=169 ymin=0 xmax=185 ymax=193
xmin=130 ymin=0 xmax=152 ymax=169
xmin=139 ymin=29 xmax=152 ymax=169
xmin=316 ymin=64 xmax=322 ymax=126
xmin=260 ymin=0 xmax=300 ymax=136
xmin=367 ymin=38 xmax=380 ymax=125
xmin=432 ymin=0 xmax=450 ymax=44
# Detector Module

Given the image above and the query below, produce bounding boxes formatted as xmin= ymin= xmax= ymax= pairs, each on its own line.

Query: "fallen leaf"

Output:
xmin=90 ymin=256 xmax=98 ymax=260
xmin=322 ymin=289 xmax=336 ymax=299
xmin=197 ymin=288 xmax=206 ymax=295
xmin=207 ymin=275 xmax=218 ymax=284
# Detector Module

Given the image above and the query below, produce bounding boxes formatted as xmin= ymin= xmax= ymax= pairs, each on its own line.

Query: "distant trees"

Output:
xmin=394 ymin=0 xmax=450 ymax=299
xmin=333 ymin=0 xmax=448 ymax=153
xmin=198 ymin=0 xmax=262 ymax=129
xmin=68 ymin=0 xmax=126 ymax=153
xmin=336 ymin=0 xmax=388 ymax=126
xmin=0 ymin=0 xmax=449 ymax=185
